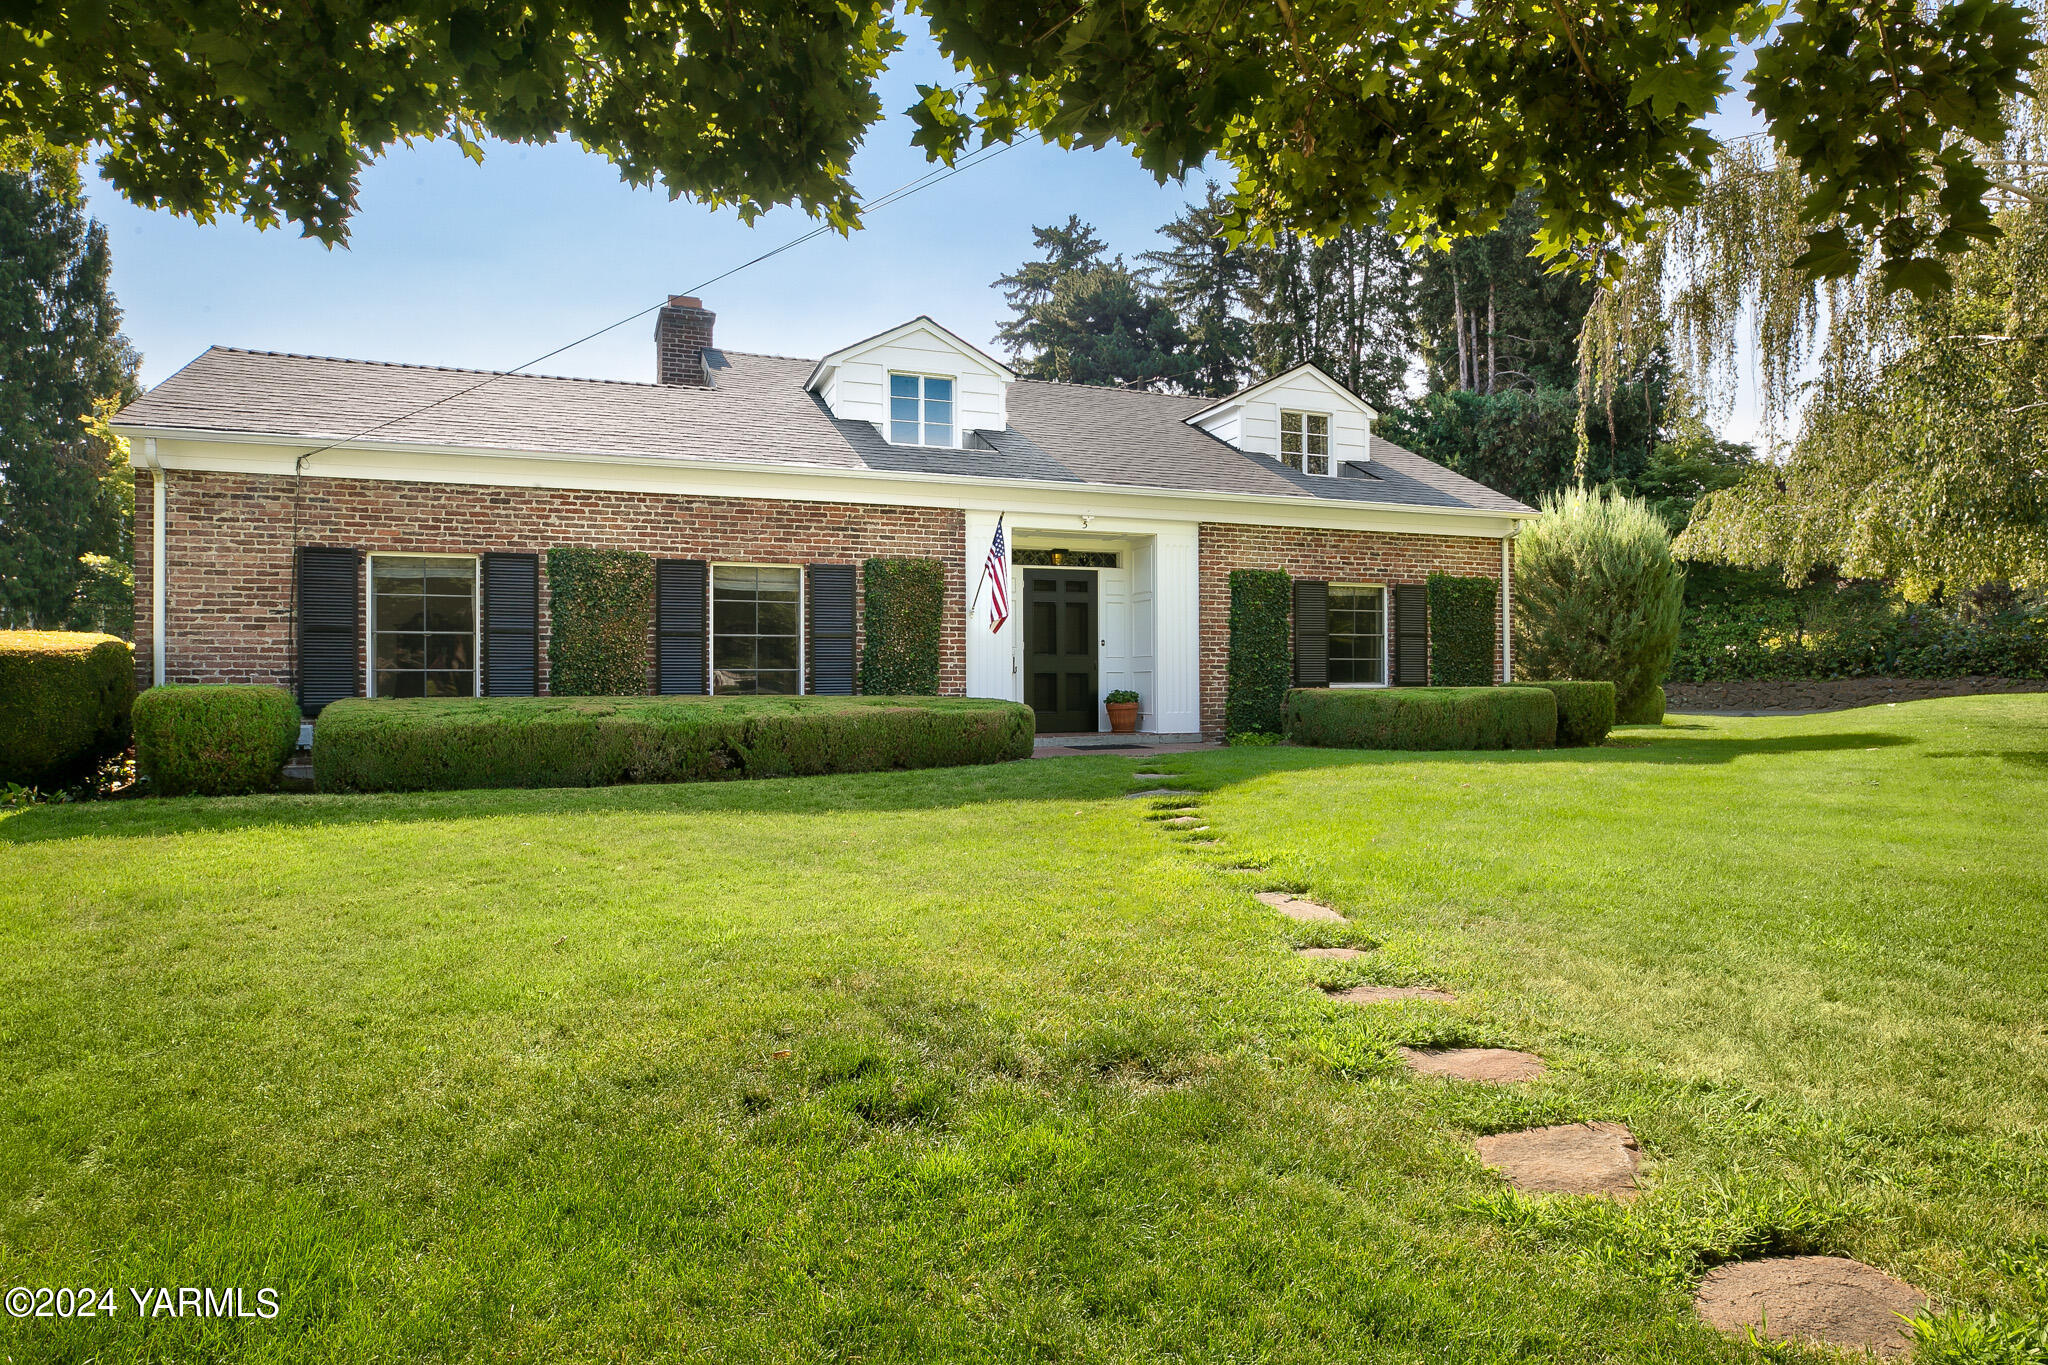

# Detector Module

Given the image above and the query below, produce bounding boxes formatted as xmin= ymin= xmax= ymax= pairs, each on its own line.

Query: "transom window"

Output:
xmin=1280 ymin=410 xmax=1331 ymax=476
xmin=889 ymin=373 xmax=955 ymax=447
xmin=712 ymin=565 xmax=802 ymax=695
xmin=370 ymin=554 xmax=477 ymax=697
xmin=1329 ymin=584 xmax=1387 ymax=686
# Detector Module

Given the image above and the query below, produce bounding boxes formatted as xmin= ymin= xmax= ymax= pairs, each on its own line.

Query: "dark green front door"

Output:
xmin=1024 ymin=569 xmax=1098 ymax=733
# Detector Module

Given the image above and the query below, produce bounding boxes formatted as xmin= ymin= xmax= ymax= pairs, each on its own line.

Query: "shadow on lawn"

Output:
xmin=0 ymin=728 xmax=1913 ymax=845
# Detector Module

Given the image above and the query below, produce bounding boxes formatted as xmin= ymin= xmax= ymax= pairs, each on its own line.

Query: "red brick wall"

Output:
xmin=1197 ymin=522 xmax=1504 ymax=734
xmin=134 ymin=470 xmax=966 ymax=699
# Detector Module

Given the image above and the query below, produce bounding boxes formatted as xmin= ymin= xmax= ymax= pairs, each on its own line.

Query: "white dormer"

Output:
xmin=1184 ymin=362 xmax=1377 ymax=477
xmin=805 ymin=317 xmax=1016 ymax=448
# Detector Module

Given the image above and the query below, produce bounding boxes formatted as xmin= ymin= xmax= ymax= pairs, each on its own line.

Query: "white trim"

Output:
xmin=364 ymin=552 xmax=481 ymax=699
xmin=805 ymin=316 xmax=1017 ymax=391
xmin=1184 ymin=361 xmax=1382 ymax=426
xmin=118 ymin=426 xmax=1537 ymax=536
xmin=1501 ymin=531 xmax=1514 ymax=683
xmin=884 ymin=370 xmax=959 ymax=449
xmin=707 ymin=561 xmax=806 ymax=697
xmin=1325 ymin=582 xmax=1391 ymax=689
xmin=141 ymin=438 xmax=166 ymax=687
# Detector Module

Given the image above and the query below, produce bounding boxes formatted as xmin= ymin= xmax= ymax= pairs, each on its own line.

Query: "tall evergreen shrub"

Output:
xmin=1512 ymin=488 xmax=1683 ymax=722
xmin=859 ymin=558 xmax=945 ymax=694
xmin=546 ymin=547 xmax=654 ymax=696
xmin=1226 ymin=569 xmax=1291 ymax=735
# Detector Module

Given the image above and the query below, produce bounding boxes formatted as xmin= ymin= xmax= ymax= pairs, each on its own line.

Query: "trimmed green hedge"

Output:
xmin=1286 ymin=686 xmax=1556 ymax=751
xmin=546 ymin=547 xmax=654 ymax=696
xmin=1618 ymin=684 xmax=1666 ymax=725
xmin=1427 ymin=574 xmax=1498 ymax=686
xmin=133 ymin=684 xmax=300 ymax=796
xmin=859 ymin=558 xmax=945 ymax=694
xmin=0 ymin=631 xmax=134 ymax=788
xmin=314 ymin=695 xmax=1034 ymax=793
xmin=1227 ymin=569 xmax=1292 ymax=735
xmin=1517 ymin=681 xmax=1615 ymax=747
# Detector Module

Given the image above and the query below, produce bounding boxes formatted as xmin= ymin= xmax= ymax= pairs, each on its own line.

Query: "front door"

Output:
xmin=1024 ymin=569 xmax=1098 ymax=732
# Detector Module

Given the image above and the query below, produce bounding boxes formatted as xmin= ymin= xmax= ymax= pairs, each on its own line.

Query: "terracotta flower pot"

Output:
xmin=1105 ymin=701 xmax=1140 ymax=734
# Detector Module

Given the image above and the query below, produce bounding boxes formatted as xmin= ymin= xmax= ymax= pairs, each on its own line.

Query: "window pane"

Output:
xmin=1328 ymin=586 xmax=1386 ymax=685
xmin=890 ymin=373 xmax=920 ymax=399
xmin=424 ymin=595 xmax=472 ymax=631
xmin=1307 ymin=454 xmax=1330 ymax=476
xmin=426 ymin=635 xmax=472 ymax=670
xmin=1281 ymin=411 xmax=1302 ymax=434
xmin=1306 ymin=413 xmax=1329 ymax=436
xmin=371 ymin=556 xmax=476 ymax=698
xmin=376 ymin=593 xmax=423 ymax=632
xmin=1281 ymin=429 xmax=1302 ymax=456
xmin=711 ymin=566 xmax=802 ymax=696
xmin=890 ymin=419 xmax=920 ymax=443
xmin=924 ymin=420 xmax=953 ymax=447
xmin=922 ymin=376 xmax=953 ymax=402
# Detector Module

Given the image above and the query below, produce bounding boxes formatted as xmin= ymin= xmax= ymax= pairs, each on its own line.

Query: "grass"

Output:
xmin=2 ymin=696 xmax=2045 ymax=1362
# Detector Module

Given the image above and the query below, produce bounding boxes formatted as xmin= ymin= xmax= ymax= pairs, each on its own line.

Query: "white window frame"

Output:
xmin=1280 ymin=409 xmax=1334 ymax=477
xmin=707 ymin=561 xmax=807 ymax=696
xmin=364 ymin=552 xmax=482 ymax=699
xmin=1326 ymin=581 xmax=1390 ymax=688
xmin=886 ymin=371 xmax=958 ymax=449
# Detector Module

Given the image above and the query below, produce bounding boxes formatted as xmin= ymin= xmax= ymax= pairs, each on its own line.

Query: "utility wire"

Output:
xmin=288 ymin=136 xmax=1034 ymax=468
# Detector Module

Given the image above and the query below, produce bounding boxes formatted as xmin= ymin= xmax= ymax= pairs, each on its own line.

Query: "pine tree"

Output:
xmin=1412 ymin=193 xmax=1591 ymax=395
xmin=1139 ymin=185 xmax=1256 ymax=398
xmin=993 ymin=218 xmax=1189 ymax=390
xmin=0 ymin=141 xmax=140 ymax=629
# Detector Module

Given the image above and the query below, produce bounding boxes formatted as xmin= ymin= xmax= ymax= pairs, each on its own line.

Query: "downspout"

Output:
xmin=1500 ymin=526 xmax=1515 ymax=684
xmin=142 ymin=438 xmax=166 ymax=687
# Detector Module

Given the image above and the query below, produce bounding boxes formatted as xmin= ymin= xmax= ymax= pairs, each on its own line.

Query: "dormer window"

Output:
xmin=1281 ymin=410 xmax=1331 ymax=476
xmin=889 ymin=373 xmax=955 ymax=447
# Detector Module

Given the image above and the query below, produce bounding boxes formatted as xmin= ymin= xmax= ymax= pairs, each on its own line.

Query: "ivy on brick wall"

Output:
xmin=858 ymin=557 xmax=944 ymax=694
xmin=1227 ymin=568 xmax=1292 ymax=735
xmin=1428 ymin=573 xmax=1498 ymax=686
xmin=546 ymin=547 xmax=654 ymax=696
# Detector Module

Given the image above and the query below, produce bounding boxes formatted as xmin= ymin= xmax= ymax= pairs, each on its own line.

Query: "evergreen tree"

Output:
xmin=1244 ymin=221 xmax=1414 ymax=411
xmin=1412 ymin=194 xmax=1592 ymax=395
xmin=0 ymin=140 xmax=140 ymax=629
xmin=1139 ymin=185 xmax=1256 ymax=398
xmin=994 ymin=218 xmax=1189 ymax=390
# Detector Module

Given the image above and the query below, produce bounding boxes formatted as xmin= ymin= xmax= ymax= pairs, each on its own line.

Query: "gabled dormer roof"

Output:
xmin=1183 ymin=361 xmax=1381 ymax=426
xmin=803 ymin=315 xmax=1017 ymax=393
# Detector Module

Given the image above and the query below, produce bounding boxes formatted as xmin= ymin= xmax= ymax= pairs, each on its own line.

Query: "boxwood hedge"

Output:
xmin=1516 ymin=680 xmax=1616 ymax=747
xmin=0 ymin=631 xmax=135 ymax=788
xmin=314 ymin=695 xmax=1035 ymax=793
xmin=1286 ymin=686 xmax=1556 ymax=751
xmin=1618 ymin=683 xmax=1666 ymax=725
xmin=133 ymin=684 xmax=301 ymax=796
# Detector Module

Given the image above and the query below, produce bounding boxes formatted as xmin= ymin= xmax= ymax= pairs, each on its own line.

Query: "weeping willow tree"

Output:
xmin=1580 ymin=9 xmax=2048 ymax=593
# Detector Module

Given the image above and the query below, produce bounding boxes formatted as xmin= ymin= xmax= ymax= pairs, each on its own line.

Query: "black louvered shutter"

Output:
xmin=480 ymin=553 xmax=539 ymax=696
xmin=296 ymin=546 xmax=360 ymax=717
xmin=1392 ymin=582 xmax=1429 ymax=686
xmin=1292 ymin=579 xmax=1328 ymax=687
xmin=656 ymin=559 xmax=708 ymax=695
xmin=808 ymin=563 xmax=856 ymax=695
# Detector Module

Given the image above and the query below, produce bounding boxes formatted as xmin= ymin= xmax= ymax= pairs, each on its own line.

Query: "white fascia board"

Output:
xmin=116 ymin=423 xmax=1535 ymax=537
xmin=803 ymin=315 xmax=1018 ymax=392
xmin=1184 ymin=361 xmax=1382 ymax=424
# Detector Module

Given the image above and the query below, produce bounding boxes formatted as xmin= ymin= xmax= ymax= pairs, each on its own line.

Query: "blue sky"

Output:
xmin=88 ymin=21 xmax=1768 ymax=442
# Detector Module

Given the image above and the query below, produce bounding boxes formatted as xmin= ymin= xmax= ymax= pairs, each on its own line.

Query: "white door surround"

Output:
xmin=963 ymin=513 xmax=1201 ymax=734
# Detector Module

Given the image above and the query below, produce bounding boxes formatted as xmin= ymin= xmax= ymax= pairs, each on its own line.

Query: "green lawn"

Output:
xmin=3 ymin=697 xmax=2045 ymax=1362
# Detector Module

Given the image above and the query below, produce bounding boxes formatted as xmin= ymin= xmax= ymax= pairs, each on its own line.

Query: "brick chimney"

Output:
xmin=655 ymin=295 xmax=716 ymax=386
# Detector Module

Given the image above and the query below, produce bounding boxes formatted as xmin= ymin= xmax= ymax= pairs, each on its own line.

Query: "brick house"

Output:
xmin=113 ymin=298 xmax=1535 ymax=737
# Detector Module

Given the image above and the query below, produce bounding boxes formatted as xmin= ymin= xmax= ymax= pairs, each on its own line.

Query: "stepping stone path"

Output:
xmin=1254 ymin=891 xmax=1346 ymax=923
xmin=1164 ymin=817 xmax=1207 ymax=829
xmin=1127 ymin=788 xmax=1194 ymax=799
xmin=1398 ymin=1046 xmax=1546 ymax=1083
xmin=1476 ymin=1122 xmax=1639 ymax=1198
xmin=1296 ymin=946 xmax=1369 ymax=960
xmin=1132 ymin=772 xmax=1172 ymax=780
xmin=1325 ymin=984 xmax=1456 ymax=1004
xmin=1694 ymin=1257 xmax=1927 ymax=1359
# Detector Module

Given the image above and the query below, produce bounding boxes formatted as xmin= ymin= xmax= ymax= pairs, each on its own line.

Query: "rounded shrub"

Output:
xmin=1618 ymin=683 xmax=1666 ymax=725
xmin=0 ymin=631 xmax=135 ymax=788
xmin=1513 ymin=488 xmax=1684 ymax=720
xmin=133 ymin=685 xmax=301 ymax=796
xmin=1517 ymin=680 xmax=1616 ymax=746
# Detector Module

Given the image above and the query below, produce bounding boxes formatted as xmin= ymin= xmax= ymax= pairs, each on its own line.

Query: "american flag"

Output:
xmin=984 ymin=516 xmax=1009 ymax=633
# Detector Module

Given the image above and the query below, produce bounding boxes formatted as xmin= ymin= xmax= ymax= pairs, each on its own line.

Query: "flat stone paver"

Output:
xmin=1164 ymin=817 xmax=1206 ymax=828
xmin=1476 ymin=1122 xmax=1639 ymax=1197
xmin=1325 ymin=984 xmax=1456 ymax=1005
xmin=1255 ymin=891 xmax=1345 ymax=923
xmin=1127 ymin=788 xmax=1196 ymax=799
xmin=1296 ymin=946 xmax=1370 ymax=960
xmin=1398 ymin=1047 xmax=1546 ymax=1083
xmin=1694 ymin=1257 xmax=1927 ymax=1358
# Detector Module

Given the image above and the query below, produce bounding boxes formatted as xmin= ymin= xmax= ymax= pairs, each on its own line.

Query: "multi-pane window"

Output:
xmin=1280 ymin=410 xmax=1331 ymax=475
xmin=1329 ymin=584 xmax=1387 ymax=685
xmin=371 ymin=555 xmax=476 ymax=697
xmin=712 ymin=565 xmax=802 ymax=694
xmin=889 ymin=373 xmax=955 ymax=446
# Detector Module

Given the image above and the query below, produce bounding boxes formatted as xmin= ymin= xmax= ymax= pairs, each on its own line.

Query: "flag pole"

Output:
xmin=967 ymin=514 xmax=1003 ymax=619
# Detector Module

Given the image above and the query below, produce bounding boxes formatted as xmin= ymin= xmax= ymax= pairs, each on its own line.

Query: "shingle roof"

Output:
xmin=116 ymin=346 xmax=1534 ymax=516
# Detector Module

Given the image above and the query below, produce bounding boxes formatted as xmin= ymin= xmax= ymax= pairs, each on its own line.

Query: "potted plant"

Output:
xmin=1104 ymin=689 xmax=1141 ymax=734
